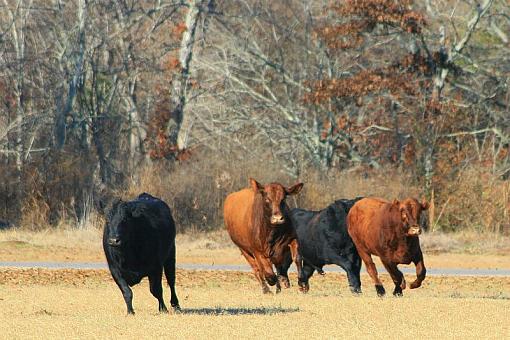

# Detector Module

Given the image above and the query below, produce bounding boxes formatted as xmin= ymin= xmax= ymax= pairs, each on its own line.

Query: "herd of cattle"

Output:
xmin=103 ymin=179 xmax=429 ymax=314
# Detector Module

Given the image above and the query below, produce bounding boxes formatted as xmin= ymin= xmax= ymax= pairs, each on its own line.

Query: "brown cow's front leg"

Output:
xmin=254 ymin=253 xmax=278 ymax=287
xmin=381 ymin=261 xmax=406 ymax=296
xmin=240 ymin=250 xmax=271 ymax=294
xmin=274 ymin=252 xmax=292 ymax=292
xmin=410 ymin=255 xmax=426 ymax=289
xmin=274 ymin=240 xmax=298 ymax=292
xmin=358 ymin=251 xmax=385 ymax=296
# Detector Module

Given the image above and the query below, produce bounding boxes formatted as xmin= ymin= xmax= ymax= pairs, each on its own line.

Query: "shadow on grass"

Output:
xmin=178 ymin=306 xmax=299 ymax=315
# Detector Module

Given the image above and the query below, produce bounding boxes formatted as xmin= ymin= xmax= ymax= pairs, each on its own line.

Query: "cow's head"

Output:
xmin=392 ymin=198 xmax=429 ymax=237
xmin=106 ymin=200 xmax=146 ymax=247
xmin=250 ymin=178 xmax=303 ymax=226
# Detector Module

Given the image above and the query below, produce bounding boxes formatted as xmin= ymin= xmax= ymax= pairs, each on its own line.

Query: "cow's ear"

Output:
xmin=392 ymin=199 xmax=400 ymax=207
xmin=286 ymin=182 xmax=304 ymax=196
xmin=249 ymin=178 xmax=264 ymax=193
xmin=421 ymin=198 xmax=429 ymax=210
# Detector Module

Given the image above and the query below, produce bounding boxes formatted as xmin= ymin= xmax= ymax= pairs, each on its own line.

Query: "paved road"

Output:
xmin=1 ymin=261 xmax=509 ymax=276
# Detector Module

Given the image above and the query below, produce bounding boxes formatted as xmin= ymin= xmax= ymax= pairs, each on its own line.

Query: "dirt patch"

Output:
xmin=1 ymin=268 xmax=509 ymax=300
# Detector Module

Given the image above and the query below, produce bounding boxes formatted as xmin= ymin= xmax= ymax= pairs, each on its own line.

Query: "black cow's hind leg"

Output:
xmin=110 ymin=269 xmax=135 ymax=315
xmin=164 ymin=245 xmax=180 ymax=310
xmin=149 ymin=269 xmax=168 ymax=313
xmin=332 ymin=255 xmax=362 ymax=294
xmin=298 ymin=262 xmax=315 ymax=293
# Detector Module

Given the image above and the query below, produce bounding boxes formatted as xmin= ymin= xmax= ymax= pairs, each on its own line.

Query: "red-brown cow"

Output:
xmin=224 ymin=178 xmax=303 ymax=294
xmin=347 ymin=197 xmax=428 ymax=296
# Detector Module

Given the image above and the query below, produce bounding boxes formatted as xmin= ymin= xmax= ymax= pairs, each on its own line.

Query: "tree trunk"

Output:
xmin=432 ymin=0 xmax=494 ymax=101
xmin=167 ymin=0 xmax=209 ymax=150
xmin=55 ymin=0 xmax=87 ymax=149
xmin=4 ymin=0 xmax=32 ymax=207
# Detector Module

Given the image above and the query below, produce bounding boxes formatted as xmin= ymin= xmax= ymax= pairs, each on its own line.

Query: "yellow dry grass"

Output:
xmin=0 ymin=269 xmax=508 ymax=340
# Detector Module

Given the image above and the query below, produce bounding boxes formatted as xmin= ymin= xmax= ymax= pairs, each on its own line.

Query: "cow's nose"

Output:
xmin=270 ymin=215 xmax=285 ymax=225
xmin=408 ymin=226 xmax=421 ymax=236
xmin=108 ymin=237 xmax=122 ymax=246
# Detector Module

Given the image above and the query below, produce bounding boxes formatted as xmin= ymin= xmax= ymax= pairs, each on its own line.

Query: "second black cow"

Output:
xmin=103 ymin=193 xmax=180 ymax=314
xmin=290 ymin=198 xmax=363 ymax=294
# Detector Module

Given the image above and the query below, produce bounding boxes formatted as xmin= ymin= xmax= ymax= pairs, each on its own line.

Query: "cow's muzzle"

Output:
xmin=270 ymin=215 xmax=285 ymax=225
xmin=407 ymin=225 xmax=422 ymax=236
xmin=108 ymin=237 xmax=122 ymax=246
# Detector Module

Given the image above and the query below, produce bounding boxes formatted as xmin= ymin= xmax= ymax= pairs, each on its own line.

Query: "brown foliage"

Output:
xmin=333 ymin=0 xmax=426 ymax=34
xmin=304 ymin=68 xmax=416 ymax=104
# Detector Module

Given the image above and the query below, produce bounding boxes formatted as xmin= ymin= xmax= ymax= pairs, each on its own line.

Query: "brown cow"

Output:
xmin=224 ymin=178 xmax=303 ymax=294
xmin=347 ymin=197 xmax=428 ymax=296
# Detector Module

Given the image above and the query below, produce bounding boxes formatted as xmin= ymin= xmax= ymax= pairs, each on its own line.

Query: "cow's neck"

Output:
xmin=251 ymin=193 xmax=272 ymax=251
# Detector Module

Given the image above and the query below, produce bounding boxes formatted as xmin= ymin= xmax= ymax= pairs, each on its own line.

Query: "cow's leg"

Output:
xmin=358 ymin=250 xmax=385 ymax=296
xmin=149 ymin=268 xmax=168 ymax=313
xmin=381 ymin=260 xmax=405 ymax=296
xmin=331 ymin=254 xmax=362 ymax=294
xmin=110 ymin=268 xmax=135 ymax=314
xmin=240 ymin=249 xmax=270 ymax=294
xmin=163 ymin=245 xmax=180 ymax=310
xmin=275 ymin=246 xmax=294 ymax=291
xmin=289 ymin=239 xmax=303 ymax=287
xmin=298 ymin=262 xmax=315 ymax=293
xmin=253 ymin=253 xmax=278 ymax=287
xmin=410 ymin=251 xmax=426 ymax=289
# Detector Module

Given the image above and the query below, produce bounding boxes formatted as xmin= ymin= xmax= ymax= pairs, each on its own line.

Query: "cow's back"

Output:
xmin=104 ymin=196 xmax=176 ymax=280
xmin=224 ymin=188 xmax=256 ymax=251
xmin=292 ymin=201 xmax=356 ymax=264
xmin=135 ymin=195 xmax=175 ymax=238
xmin=347 ymin=197 xmax=391 ymax=254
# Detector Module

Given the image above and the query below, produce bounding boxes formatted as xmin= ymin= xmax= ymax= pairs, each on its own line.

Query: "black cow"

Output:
xmin=103 ymin=193 xmax=180 ymax=314
xmin=290 ymin=198 xmax=363 ymax=294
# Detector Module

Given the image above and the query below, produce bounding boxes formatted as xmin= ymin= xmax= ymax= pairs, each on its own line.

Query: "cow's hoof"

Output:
xmin=350 ymin=286 xmax=362 ymax=295
xmin=159 ymin=307 xmax=169 ymax=314
xmin=262 ymin=286 xmax=272 ymax=294
xmin=298 ymin=281 xmax=309 ymax=293
xmin=266 ymin=275 xmax=278 ymax=286
xmin=410 ymin=280 xmax=421 ymax=289
xmin=393 ymin=288 xmax=403 ymax=297
xmin=275 ymin=283 xmax=282 ymax=294
xmin=375 ymin=285 xmax=386 ymax=297
xmin=278 ymin=275 xmax=290 ymax=289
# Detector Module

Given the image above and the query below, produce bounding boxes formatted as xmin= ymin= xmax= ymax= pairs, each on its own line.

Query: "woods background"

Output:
xmin=0 ymin=0 xmax=508 ymax=234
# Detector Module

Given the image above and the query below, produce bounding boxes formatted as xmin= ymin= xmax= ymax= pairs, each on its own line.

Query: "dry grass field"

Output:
xmin=0 ymin=268 xmax=509 ymax=339
xmin=1 ymin=228 xmax=509 ymax=339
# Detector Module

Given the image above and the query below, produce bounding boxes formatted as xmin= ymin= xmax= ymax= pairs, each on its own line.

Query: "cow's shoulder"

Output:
xmin=290 ymin=208 xmax=317 ymax=229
